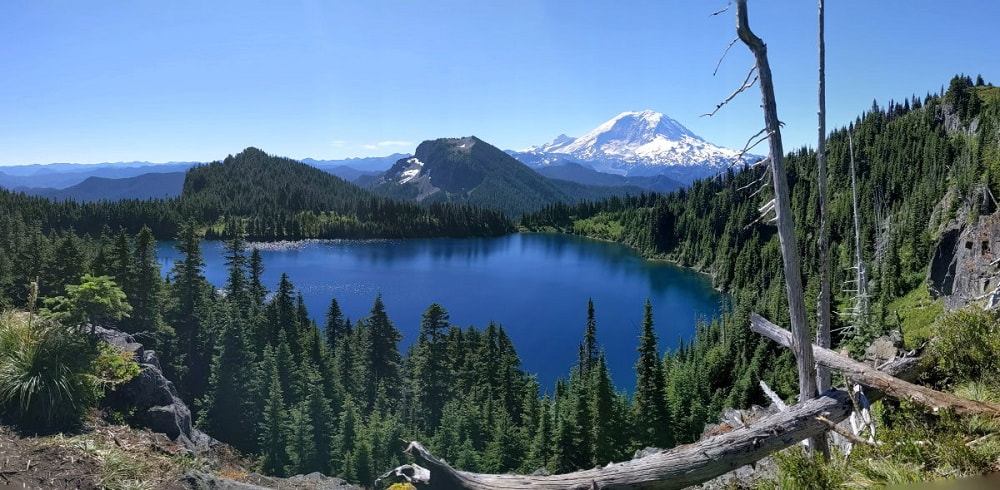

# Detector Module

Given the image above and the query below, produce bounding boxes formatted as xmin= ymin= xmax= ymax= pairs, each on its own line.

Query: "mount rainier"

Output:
xmin=509 ymin=110 xmax=754 ymax=184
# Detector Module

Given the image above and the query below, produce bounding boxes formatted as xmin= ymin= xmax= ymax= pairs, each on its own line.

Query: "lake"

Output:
xmin=156 ymin=233 xmax=723 ymax=391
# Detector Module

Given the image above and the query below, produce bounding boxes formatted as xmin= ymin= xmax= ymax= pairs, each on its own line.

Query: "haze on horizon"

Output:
xmin=1 ymin=0 xmax=997 ymax=166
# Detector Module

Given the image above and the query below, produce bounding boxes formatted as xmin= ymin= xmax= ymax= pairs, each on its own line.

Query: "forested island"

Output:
xmin=3 ymin=75 xmax=1000 ymax=488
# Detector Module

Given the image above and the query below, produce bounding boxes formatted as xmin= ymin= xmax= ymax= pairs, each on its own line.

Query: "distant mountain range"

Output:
xmin=372 ymin=137 xmax=643 ymax=217
xmin=0 ymin=162 xmax=198 ymax=189
xmin=14 ymin=172 xmax=186 ymax=202
xmin=0 ymin=110 xmax=743 ymax=205
xmin=509 ymin=110 xmax=752 ymax=184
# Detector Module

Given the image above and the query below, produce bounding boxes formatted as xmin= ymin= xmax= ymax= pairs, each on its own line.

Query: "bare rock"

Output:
xmin=96 ymin=326 xmax=215 ymax=452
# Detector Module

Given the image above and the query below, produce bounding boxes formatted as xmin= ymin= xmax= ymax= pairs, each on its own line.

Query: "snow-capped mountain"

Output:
xmin=512 ymin=110 xmax=753 ymax=183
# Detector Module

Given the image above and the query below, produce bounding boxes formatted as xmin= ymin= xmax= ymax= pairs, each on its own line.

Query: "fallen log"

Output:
xmin=379 ymin=390 xmax=854 ymax=490
xmin=750 ymin=313 xmax=1000 ymax=418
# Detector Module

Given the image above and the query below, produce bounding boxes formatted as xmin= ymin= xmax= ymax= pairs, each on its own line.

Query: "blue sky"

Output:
xmin=0 ymin=1 xmax=996 ymax=166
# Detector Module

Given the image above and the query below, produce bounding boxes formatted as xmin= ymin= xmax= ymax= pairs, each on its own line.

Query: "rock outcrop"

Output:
xmin=928 ymin=211 xmax=1000 ymax=311
xmin=96 ymin=326 xmax=215 ymax=452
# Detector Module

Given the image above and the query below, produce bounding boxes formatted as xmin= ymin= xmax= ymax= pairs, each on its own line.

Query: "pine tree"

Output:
xmin=583 ymin=298 xmax=599 ymax=372
xmin=304 ymin=363 xmax=336 ymax=475
xmin=411 ymin=303 xmax=451 ymax=434
xmin=633 ymin=299 xmax=672 ymax=448
xmin=268 ymin=273 xmax=298 ymax=350
xmin=170 ymin=219 xmax=209 ymax=400
xmin=359 ymin=294 xmax=402 ymax=409
xmin=590 ymin=354 xmax=616 ymax=465
xmin=248 ymin=248 xmax=267 ymax=307
xmin=223 ymin=230 xmax=248 ymax=308
xmin=324 ymin=297 xmax=347 ymax=350
xmin=258 ymin=345 xmax=290 ymax=476
xmin=526 ymin=395 xmax=554 ymax=472
xmin=334 ymin=396 xmax=360 ymax=479
xmin=127 ymin=227 xmax=163 ymax=335
xmin=285 ymin=400 xmax=316 ymax=476
xmin=197 ymin=310 xmax=255 ymax=452
xmin=111 ymin=229 xmax=133 ymax=294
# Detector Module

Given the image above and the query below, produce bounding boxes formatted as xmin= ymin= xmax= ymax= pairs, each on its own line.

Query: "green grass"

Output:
xmin=0 ymin=310 xmax=98 ymax=431
xmin=885 ymin=285 xmax=943 ymax=348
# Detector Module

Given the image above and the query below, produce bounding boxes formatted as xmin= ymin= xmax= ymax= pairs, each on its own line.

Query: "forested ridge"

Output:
xmin=372 ymin=136 xmax=641 ymax=217
xmin=3 ymin=76 xmax=1000 ymax=487
xmin=516 ymin=75 xmax=1000 ymax=475
xmin=0 ymin=147 xmax=513 ymax=242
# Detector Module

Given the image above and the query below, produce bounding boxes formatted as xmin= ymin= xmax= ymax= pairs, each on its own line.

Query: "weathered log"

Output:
xmin=750 ymin=313 xmax=1000 ymax=417
xmin=381 ymin=390 xmax=853 ymax=490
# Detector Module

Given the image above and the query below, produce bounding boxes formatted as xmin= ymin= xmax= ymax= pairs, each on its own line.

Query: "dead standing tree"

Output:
xmin=734 ymin=0 xmax=824 ymax=454
xmin=816 ymin=0 xmax=832 ymax=394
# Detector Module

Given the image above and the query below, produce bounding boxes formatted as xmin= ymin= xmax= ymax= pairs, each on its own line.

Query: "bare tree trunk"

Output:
xmin=848 ymin=132 xmax=870 ymax=325
xmin=382 ymin=391 xmax=855 ymax=490
xmin=816 ymin=0 xmax=831 ymax=394
xmin=735 ymin=0 xmax=822 ymax=453
xmin=751 ymin=313 xmax=1000 ymax=417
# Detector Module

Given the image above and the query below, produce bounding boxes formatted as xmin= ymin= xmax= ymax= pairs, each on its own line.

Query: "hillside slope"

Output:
xmin=181 ymin=147 xmax=512 ymax=238
xmin=373 ymin=136 xmax=638 ymax=216
xmin=17 ymin=172 xmax=186 ymax=202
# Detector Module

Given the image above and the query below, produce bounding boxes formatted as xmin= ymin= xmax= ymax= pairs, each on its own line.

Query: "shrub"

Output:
xmin=930 ymin=306 xmax=1000 ymax=385
xmin=0 ymin=310 xmax=99 ymax=431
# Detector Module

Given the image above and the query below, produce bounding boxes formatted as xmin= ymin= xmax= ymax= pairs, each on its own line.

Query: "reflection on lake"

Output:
xmin=156 ymin=233 xmax=724 ymax=390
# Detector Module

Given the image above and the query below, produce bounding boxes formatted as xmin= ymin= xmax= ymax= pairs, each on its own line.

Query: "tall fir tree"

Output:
xmin=197 ymin=308 xmax=255 ymax=452
xmin=410 ymin=303 xmax=451 ymax=434
xmin=324 ymin=298 xmax=347 ymax=351
xmin=358 ymin=294 xmax=402 ymax=410
xmin=258 ymin=344 xmax=291 ymax=476
xmin=633 ymin=299 xmax=672 ymax=448
xmin=169 ymin=219 xmax=211 ymax=401
xmin=248 ymin=248 xmax=267 ymax=307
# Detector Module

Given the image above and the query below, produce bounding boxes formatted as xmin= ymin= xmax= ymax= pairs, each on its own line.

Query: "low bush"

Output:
xmin=0 ymin=310 xmax=99 ymax=431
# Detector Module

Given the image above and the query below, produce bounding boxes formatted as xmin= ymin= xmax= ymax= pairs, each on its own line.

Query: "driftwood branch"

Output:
xmin=385 ymin=390 xmax=853 ymax=490
xmin=750 ymin=313 xmax=1000 ymax=418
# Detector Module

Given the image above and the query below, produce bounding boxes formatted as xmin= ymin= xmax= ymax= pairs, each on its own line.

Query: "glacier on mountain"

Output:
xmin=513 ymin=110 xmax=755 ymax=183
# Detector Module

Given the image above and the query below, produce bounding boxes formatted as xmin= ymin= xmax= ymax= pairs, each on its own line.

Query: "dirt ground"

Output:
xmin=0 ymin=420 xmax=361 ymax=490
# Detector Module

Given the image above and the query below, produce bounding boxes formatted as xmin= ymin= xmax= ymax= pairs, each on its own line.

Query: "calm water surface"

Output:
xmin=156 ymin=233 xmax=723 ymax=390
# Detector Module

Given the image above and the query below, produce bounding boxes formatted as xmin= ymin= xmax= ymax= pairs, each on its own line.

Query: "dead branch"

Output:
xmin=381 ymin=390 xmax=854 ymax=490
xmin=750 ymin=313 xmax=1000 ymax=418
xmin=816 ymin=416 xmax=876 ymax=447
xmin=712 ymin=37 xmax=739 ymax=76
xmin=701 ymin=65 xmax=758 ymax=117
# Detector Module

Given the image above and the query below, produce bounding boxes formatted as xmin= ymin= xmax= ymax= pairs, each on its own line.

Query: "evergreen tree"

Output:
xmin=334 ymin=396 xmax=360 ymax=478
xmin=358 ymin=294 xmax=402 ymax=410
xmin=526 ymin=395 xmax=554 ymax=472
xmin=248 ymin=248 xmax=267 ymax=307
xmin=258 ymin=344 xmax=290 ymax=476
xmin=197 ymin=309 xmax=255 ymax=452
xmin=285 ymin=400 xmax=316 ymax=476
xmin=590 ymin=354 xmax=617 ymax=465
xmin=633 ymin=299 xmax=672 ymax=448
xmin=126 ymin=227 xmax=163 ymax=335
xmin=410 ymin=303 xmax=451 ymax=434
xmin=583 ymin=298 xmax=599 ymax=372
xmin=223 ymin=230 xmax=248 ymax=308
xmin=268 ymin=273 xmax=298 ymax=350
xmin=324 ymin=297 xmax=347 ymax=350
xmin=169 ymin=219 xmax=210 ymax=400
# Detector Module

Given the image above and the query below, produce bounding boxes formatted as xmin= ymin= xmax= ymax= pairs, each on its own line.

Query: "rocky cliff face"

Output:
xmin=928 ymin=189 xmax=1000 ymax=310
xmin=96 ymin=326 xmax=215 ymax=452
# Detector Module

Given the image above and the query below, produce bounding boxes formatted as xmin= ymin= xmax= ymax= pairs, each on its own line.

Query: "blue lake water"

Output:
xmin=156 ymin=233 xmax=723 ymax=391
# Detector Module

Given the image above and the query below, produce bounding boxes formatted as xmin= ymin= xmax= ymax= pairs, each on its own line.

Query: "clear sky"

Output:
xmin=1 ymin=1 xmax=996 ymax=166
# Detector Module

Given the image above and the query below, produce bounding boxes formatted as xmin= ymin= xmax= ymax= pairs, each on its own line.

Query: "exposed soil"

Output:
xmin=0 ymin=419 xmax=361 ymax=490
